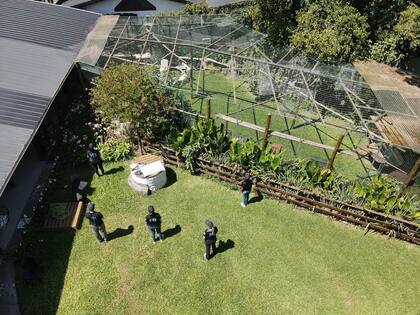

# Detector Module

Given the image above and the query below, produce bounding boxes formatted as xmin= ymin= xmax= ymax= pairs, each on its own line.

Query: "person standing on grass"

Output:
xmin=240 ymin=172 xmax=253 ymax=208
xmin=87 ymin=143 xmax=105 ymax=177
xmin=145 ymin=205 xmax=163 ymax=243
xmin=85 ymin=202 xmax=108 ymax=243
xmin=203 ymin=220 xmax=218 ymax=260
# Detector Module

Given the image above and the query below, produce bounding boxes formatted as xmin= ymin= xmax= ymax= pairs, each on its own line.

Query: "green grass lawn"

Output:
xmin=177 ymin=71 xmax=373 ymax=179
xmin=17 ymin=162 xmax=420 ymax=315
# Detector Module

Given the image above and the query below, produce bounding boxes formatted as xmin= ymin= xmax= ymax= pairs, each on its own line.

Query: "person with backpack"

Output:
xmin=85 ymin=202 xmax=108 ymax=243
xmin=87 ymin=143 xmax=105 ymax=177
xmin=145 ymin=205 xmax=163 ymax=243
xmin=203 ymin=220 xmax=218 ymax=260
xmin=240 ymin=172 xmax=253 ymax=208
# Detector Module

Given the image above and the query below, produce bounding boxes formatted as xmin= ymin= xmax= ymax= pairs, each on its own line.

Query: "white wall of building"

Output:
xmin=86 ymin=0 xmax=185 ymax=16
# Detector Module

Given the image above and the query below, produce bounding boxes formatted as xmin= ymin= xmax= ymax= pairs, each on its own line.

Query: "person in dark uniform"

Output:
xmin=87 ymin=143 xmax=105 ymax=177
xmin=203 ymin=220 xmax=218 ymax=260
xmin=240 ymin=172 xmax=253 ymax=208
xmin=145 ymin=205 xmax=163 ymax=243
xmin=85 ymin=202 xmax=108 ymax=243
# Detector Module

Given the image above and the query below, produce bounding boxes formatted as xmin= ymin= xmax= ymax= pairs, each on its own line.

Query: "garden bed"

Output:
xmin=143 ymin=141 xmax=420 ymax=245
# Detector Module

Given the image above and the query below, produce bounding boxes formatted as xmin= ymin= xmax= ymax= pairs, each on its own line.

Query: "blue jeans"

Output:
xmin=242 ymin=190 xmax=250 ymax=206
xmin=148 ymin=225 xmax=163 ymax=241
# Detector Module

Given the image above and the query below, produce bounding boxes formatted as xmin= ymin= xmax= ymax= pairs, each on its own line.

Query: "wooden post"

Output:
xmin=226 ymin=95 xmax=230 ymax=132
xmin=189 ymin=47 xmax=193 ymax=98
xmin=397 ymin=158 xmax=420 ymax=198
xmin=206 ymin=98 xmax=212 ymax=120
xmin=326 ymin=134 xmax=345 ymax=171
xmin=261 ymin=114 xmax=272 ymax=150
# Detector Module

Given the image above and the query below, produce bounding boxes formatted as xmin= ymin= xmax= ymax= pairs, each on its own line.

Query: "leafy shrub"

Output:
xmin=181 ymin=143 xmax=202 ymax=173
xmin=370 ymin=32 xmax=406 ymax=66
xmin=394 ymin=3 xmax=420 ymax=52
xmin=229 ymin=138 xmax=282 ymax=175
xmin=304 ymin=161 xmax=336 ymax=189
xmin=173 ymin=119 xmax=230 ymax=155
xmin=38 ymin=96 xmax=105 ymax=166
xmin=91 ymin=64 xmax=190 ymax=143
xmin=355 ymin=175 xmax=415 ymax=215
xmin=173 ymin=119 xmax=230 ymax=173
xmin=98 ymin=139 xmax=132 ymax=161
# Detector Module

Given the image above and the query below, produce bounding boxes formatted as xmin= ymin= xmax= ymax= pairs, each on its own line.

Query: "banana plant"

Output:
xmin=172 ymin=119 xmax=230 ymax=155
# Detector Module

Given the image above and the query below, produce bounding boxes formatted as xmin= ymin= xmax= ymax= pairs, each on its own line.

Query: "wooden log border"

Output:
xmin=143 ymin=141 xmax=420 ymax=246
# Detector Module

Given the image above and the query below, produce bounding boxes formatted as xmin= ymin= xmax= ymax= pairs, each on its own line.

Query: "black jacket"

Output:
xmin=203 ymin=226 xmax=218 ymax=243
xmin=241 ymin=178 xmax=252 ymax=192
xmin=85 ymin=210 xmax=104 ymax=226
xmin=87 ymin=149 xmax=102 ymax=163
xmin=145 ymin=213 xmax=162 ymax=227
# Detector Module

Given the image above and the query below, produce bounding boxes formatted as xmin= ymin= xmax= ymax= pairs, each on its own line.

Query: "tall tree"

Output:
xmin=253 ymin=0 xmax=298 ymax=47
xmin=90 ymin=64 xmax=173 ymax=142
xmin=395 ymin=3 xmax=420 ymax=52
xmin=350 ymin=0 xmax=409 ymax=36
xmin=290 ymin=1 xmax=369 ymax=62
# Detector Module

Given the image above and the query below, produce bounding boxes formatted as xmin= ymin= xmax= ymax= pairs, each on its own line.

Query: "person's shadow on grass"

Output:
xmin=217 ymin=239 xmax=235 ymax=255
xmin=105 ymin=166 xmax=124 ymax=175
xmin=248 ymin=191 xmax=263 ymax=205
xmin=108 ymin=225 xmax=134 ymax=241
xmin=163 ymin=225 xmax=181 ymax=239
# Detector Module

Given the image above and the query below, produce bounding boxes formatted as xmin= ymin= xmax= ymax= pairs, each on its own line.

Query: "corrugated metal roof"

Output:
xmin=206 ymin=0 xmax=246 ymax=7
xmin=372 ymin=90 xmax=420 ymax=151
xmin=0 ymin=0 xmax=99 ymax=195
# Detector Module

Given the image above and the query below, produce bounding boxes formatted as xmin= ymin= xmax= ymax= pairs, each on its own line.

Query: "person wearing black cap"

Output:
xmin=87 ymin=143 xmax=105 ymax=177
xmin=240 ymin=172 xmax=253 ymax=208
xmin=85 ymin=202 xmax=108 ymax=243
xmin=145 ymin=205 xmax=163 ymax=243
xmin=203 ymin=220 xmax=218 ymax=260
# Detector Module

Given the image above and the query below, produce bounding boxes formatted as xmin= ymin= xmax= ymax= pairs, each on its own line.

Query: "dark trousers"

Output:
xmin=91 ymin=223 xmax=108 ymax=242
xmin=90 ymin=160 xmax=105 ymax=176
xmin=148 ymin=225 xmax=163 ymax=241
xmin=205 ymin=240 xmax=217 ymax=260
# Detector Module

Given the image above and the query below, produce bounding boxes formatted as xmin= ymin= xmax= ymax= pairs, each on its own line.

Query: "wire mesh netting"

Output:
xmin=92 ymin=15 xmax=420 ymax=182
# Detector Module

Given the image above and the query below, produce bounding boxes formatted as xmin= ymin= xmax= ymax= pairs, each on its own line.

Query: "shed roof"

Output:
xmin=0 ymin=0 xmax=99 ymax=195
xmin=354 ymin=61 xmax=420 ymax=152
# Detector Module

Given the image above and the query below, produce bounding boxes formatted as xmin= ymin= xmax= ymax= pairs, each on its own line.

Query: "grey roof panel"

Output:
xmin=0 ymin=38 xmax=76 ymax=97
xmin=0 ymin=87 xmax=50 ymax=129
xmin=0 ymin=0 xmax=99 ymax=195
xmin=0 ymin=1 xmax=99 ymax=50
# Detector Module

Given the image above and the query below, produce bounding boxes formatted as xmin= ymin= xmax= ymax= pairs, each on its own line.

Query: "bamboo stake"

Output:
xmin=397 ymin=158 xmax=420 ymax=198
xmin=261 ymin=114 xmax=272 ymax=150
xmin=326 ymin=134 xmax=345 ymax=171
xmin=206 ymin=98 xmax=212 ymax=120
